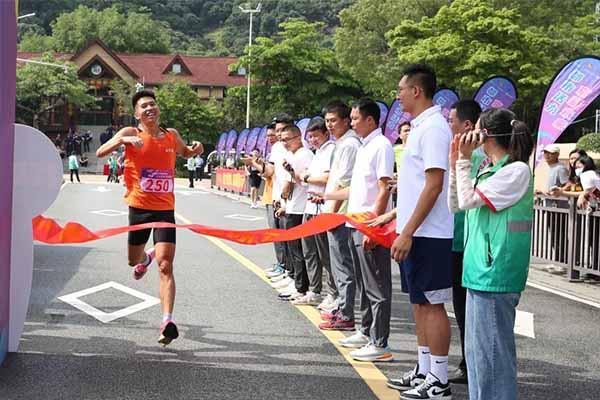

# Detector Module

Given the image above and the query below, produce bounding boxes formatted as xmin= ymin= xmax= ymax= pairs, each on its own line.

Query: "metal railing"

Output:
xmin=532 ymin=195 xmax=600 ymax=279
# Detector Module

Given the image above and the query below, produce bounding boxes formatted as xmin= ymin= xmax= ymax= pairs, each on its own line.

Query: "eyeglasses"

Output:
xmin=280 ymin=135 xmax=300 ymax=143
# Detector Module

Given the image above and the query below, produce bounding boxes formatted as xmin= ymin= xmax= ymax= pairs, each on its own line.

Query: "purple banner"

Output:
xmin=376 ymin=101 xmax=389 ymax=129
xmin=535 ymin=57 xmax=600 ymax=164
xmin=244 ymin=126 xmax=261 ymax=153
xmin=433 ymin=88 xmax=460 ymax=120
xmin=383 ymin=99 xmax=411 ymax=144
xmin=474 ymin=76 xmax=518 ymax=111
xmin=0 ymin=0 xmax=16 ymax=363
xmin=224 ymin=129 xmax=238 ymax=153
xmin=236 ymin=128 xmax=250 ymax=156
xmin=216 ymin=132 xmax=227 ymax=152
xmin=256 ymin=126 xmax=268 ymax=156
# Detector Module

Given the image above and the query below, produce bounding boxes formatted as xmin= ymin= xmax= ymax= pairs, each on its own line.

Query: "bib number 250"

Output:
xmin=140 ymin=168 xmax=174 ymax=193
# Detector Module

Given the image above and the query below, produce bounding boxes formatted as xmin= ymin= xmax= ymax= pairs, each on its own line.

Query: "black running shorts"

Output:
xmin=128 ymin=207 xmax=176 ymax=245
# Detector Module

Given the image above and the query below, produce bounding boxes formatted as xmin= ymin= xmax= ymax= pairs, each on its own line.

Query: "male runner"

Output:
xmin=96 ymin=90 xmax=203 ymax=346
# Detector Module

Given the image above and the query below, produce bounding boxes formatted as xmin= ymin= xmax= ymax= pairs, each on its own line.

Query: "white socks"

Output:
xmin=162 ymin=313 xmax=173 ymax=323
xmin=417 ymin=346 xmax=431 ymax=375
xmin=430 ymin=355 xmax=449 ymax=384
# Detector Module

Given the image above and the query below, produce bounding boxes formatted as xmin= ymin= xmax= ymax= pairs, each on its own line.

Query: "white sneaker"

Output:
xmin=338 ymin=331 xmax=370 ymax=348
xmin=317 ymin=294 xmax=335 ymax=310
xmin=350 ymin=343 xmax=394 ymax=362
xmin=272 ymin=277 xmax=293 ymax=289
xmin=292 ymin=291 xmax=322 ymax=306
xmin=278 ymin=281 xmax=297 ymax=296
xmin=321 ymin=297 xmax=340 ymax=313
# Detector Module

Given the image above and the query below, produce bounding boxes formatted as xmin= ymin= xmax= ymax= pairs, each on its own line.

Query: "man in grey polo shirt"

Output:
xmin=318 ymin=99 xmax=395 ymax=363
xmin=317 ymin=101 xmax=362 ymax=326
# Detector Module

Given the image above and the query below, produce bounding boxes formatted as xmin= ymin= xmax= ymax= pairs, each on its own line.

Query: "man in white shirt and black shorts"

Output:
xmin=388 ymin=64 xmax=454 ymax=400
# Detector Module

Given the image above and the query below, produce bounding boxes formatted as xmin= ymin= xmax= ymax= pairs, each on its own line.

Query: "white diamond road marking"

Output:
xmin=58 ymin=281 xmax=160 ymax=323
xmin=90 ymin=209 xmax=127 ymax=217
xmin=448 ymin=309 xmax=535 ymax=339
xmin=91 ymin=186 xmax=112 ymax=193
xmin=224 ymin=214 xmax=263 ymax=221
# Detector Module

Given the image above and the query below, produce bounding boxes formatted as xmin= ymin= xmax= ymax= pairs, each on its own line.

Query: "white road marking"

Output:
xmin=58 ymin=281 xmax=160 ymax=323
xmin=526 ymin=281 xmax=600 ymax=310
xmin=91 ymin=186 xmax=112 ymax=193
xmin=90 ymin=209 xmax=127 ymax=217
xmin=174 ymin=190 xmax=208 ymax=196
xmin=447 ymin=310 xmax=535 ymax=339
xmin=224 ymin=214 xmax=263 ymax=221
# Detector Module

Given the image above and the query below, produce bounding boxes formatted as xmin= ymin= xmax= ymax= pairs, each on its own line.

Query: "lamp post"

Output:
xmin=239 ymin=2 xmax=261 ymax=129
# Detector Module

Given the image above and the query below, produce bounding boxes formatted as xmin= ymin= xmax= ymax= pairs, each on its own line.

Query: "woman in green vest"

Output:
xmin=448 ymin=108 xmax=534 ymax=400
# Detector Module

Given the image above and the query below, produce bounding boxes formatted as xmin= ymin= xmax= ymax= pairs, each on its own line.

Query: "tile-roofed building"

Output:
xmin=17 ymin=39 xmax=246 ymax=133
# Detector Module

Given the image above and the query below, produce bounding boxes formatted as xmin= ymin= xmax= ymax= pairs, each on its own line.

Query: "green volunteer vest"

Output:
xmin=462 ymin=155 xmax=533 ymax=293
xmin=452 ymin=148 xmax=488 ymax=252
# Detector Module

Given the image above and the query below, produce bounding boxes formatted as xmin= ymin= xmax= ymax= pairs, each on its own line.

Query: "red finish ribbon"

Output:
xmin=32 ymin=213 xmax=398 ymax=248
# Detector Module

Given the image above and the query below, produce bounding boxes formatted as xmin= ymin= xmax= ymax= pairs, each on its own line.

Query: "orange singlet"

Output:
xmin=123 ymin=128 xmax=177 ymax=211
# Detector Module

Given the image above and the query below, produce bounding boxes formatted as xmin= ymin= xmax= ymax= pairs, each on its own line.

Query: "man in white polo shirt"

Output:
xmin=388 ymin=64 xmax=454 ymax=400
xmin=319 ymin=99 xmax=395 ymax=362
xmin=294 ymin=117 xmax=336 ymax=306
xmin=277 ymin=124 xmax=314 ymax=301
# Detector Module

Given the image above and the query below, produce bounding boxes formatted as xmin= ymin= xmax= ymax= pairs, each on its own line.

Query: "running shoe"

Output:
xmin=133 ymin=247 xmax=155 ymax=280
xmin=158 ymin=320 xmax=179 ymax=346
xmin=350 ymin=343 xmax=394 ymax=362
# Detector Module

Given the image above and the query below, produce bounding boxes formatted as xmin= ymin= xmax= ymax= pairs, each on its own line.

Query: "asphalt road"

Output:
xmin=1 ymin=180 xmax=599 ymax=400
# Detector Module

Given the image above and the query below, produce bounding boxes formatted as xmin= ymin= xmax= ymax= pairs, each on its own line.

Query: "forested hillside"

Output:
xmin=18 ymin=0 xmax=354 ymax=55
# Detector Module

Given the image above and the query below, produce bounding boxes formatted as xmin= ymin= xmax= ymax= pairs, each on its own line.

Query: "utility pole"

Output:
xmin=239 ymin=2 xmax=261 ymax=129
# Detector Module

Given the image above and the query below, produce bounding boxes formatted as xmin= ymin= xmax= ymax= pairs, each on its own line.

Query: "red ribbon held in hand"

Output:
xmin=32 ymin=213 xmax=398 ymax=248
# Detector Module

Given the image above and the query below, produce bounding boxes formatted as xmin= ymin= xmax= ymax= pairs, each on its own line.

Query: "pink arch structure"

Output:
xmin=1 ymin=0 xmax=17 ymax=364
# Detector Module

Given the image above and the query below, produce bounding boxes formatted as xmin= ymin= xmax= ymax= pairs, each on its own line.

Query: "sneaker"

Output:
xmin=387 ymin=365 xmax=427 ymax=390
xmin=158 ymin=320 xmax=179 ymax=346
xmin=279 ymin=290 xmax=304 ymax=301
xmin=447 ymin=367 xmax=467 ymax=384
xmin=320 ymin=297 xmax=340 ymax=313
xmin=319 ymin=316 xmax=355 ymax=331
xmin=272 ymin=276 xmax=293 ymax=289
xmin=133 ymin=247 xmax=155 ymax=280
xmin=266 ymin=266 xmax=285 ymax=278
xmin=264 ymin=263 xmax=280 ymax=273
xmin=350 ymin=343 xmax=393 ymax=362
xmin=292 ymin=291 xmax=322 ymax=306
xmin=400 ymin=373 xmax=451 ymax=399
xmin=339 ymin=331 xmax=370 ymax=348
xmin=320 ymin=310 xmax=338 ymax=321
xmin=317 ymin=294 xmax=336 ymax=311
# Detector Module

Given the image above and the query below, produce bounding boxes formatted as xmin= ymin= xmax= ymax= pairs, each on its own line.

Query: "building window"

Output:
xmin=172 ymin=63 xmax=182 ymax=74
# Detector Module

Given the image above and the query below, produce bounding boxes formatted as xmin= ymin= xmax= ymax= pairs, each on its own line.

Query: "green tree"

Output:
xmin=20 ymin=5 xmax=172 ymax=53
xmin=335 ymin=0 xmax=446 ymax=99
xmin=155 ymin=80 xmax=222 ymax=145
xmin=386 ymin=0 xmax=567 ymax=123
xmin=235 ymin=19 xmax=362 ymax=123
xmin=16 ymin=54 xmax=97 ymax=128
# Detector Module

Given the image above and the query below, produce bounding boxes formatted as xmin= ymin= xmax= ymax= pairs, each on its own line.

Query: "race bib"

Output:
xmin=140 ymin=168 xmax=174 ymax=193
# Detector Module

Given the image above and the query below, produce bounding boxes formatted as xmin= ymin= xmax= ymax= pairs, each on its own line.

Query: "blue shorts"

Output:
xmin=399 ymin=237 xmax=453 ymax=305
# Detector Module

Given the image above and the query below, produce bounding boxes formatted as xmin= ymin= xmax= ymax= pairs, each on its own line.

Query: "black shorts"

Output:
xmin=128 ymin=207 xmax=176 ymax=246
xmin=249 ymin=173 xmax=262 ymax=188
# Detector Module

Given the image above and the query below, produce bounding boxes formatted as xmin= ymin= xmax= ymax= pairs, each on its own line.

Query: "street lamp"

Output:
xmin=16 ymin=58 xmax=69 ymax=73
xmin=17 ymin=13 xmax=35 ymax=20
xmin=239 ymin=2 xmax=261 ymax=129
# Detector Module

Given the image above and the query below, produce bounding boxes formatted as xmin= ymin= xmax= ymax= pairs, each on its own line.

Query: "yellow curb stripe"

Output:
xmin=175 ymin=212 xmax=398 ymax=400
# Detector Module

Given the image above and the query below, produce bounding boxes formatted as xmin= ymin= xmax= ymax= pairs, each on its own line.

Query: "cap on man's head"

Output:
xmin=543 ymin=144 xmax=561 ymax=154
